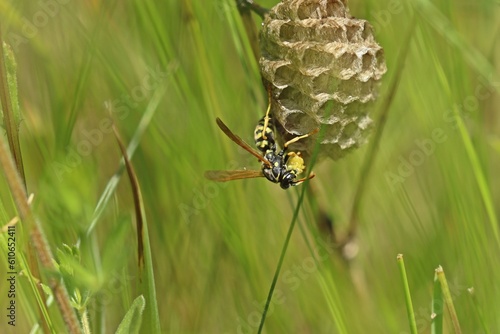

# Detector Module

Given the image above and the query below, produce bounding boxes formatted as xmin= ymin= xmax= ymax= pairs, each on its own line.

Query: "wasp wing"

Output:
xmin=204 ymin=169 xmax=264 ymax=182
xmin=215 ymin=118 xmax=270 ymax=167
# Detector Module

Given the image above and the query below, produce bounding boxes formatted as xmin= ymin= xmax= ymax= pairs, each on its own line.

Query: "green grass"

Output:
xmin=0 ymin=0 xmax=499 ymax=333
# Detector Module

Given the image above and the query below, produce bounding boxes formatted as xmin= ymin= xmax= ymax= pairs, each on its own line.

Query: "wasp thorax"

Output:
xmin=260 ymin=0 xmax=387 ymax=161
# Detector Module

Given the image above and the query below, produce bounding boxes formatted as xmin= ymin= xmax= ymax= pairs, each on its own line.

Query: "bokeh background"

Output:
xmin=0 ymin=0 xmax=499 ymax=333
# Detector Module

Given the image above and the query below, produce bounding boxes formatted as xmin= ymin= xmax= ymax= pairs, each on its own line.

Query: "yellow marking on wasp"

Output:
xmin=287 ymin=152 xmax=305 ymax=175
xmin=255 ymin=127 xmax=264 ymax=138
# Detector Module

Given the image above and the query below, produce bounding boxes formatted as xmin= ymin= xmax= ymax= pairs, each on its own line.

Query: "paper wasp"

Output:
xmin=205 ymin=88 xmax=317 ymax=189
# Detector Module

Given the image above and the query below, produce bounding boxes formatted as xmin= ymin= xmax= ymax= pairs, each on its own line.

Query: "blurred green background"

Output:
xmin=0 ymin=0 xmax=499 ymax=333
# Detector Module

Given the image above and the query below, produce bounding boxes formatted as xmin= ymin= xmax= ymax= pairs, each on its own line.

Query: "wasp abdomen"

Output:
xmin=254 ymin=116 xmax=276 ymax=153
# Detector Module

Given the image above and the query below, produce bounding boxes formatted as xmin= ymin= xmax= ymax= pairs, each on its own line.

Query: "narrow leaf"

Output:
xmin=431 ymin=268 xmax=444 ymax=334
xmin=436 ymin=266 xmax=462 ymax=334
xmin=397 ymin=254 xmax=417 ymax=334
xmin=112 ymin=124 xmax=161 ymax=333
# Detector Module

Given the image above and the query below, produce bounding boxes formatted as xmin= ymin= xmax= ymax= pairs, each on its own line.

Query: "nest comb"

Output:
xmin=259 ymin=0 xmax=387 ymax=161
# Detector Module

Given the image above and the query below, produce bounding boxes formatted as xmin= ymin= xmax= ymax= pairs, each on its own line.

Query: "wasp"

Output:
xmin=205 ymin=88 xmax=317 ymax=189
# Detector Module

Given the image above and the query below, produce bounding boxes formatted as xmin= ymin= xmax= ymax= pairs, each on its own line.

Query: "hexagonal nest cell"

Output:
xmin=260 ymin=0 xmax=387 ymax=161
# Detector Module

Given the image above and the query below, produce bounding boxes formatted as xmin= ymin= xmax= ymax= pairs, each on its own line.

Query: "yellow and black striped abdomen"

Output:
xmin=254 ymin=116 xmax=276 ymax=153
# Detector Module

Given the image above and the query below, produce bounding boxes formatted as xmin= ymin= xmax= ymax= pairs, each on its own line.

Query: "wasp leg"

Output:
xmin=283 ymin=128 xmax=319 ymax=148
xmin=261 ymin=84 xmax=273 ymax=140
xmin=292 ymin=172 xmax=316 ymax=186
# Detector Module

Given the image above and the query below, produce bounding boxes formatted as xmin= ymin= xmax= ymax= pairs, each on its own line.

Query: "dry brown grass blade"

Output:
xmin=334 ymin=15 xmax=418 ymax=252
xmin=112 ymin=124 xmax=145 ymax=270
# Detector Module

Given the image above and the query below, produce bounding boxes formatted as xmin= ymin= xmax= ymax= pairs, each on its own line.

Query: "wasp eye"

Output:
xmin=260 ymin=0 xmax=387 ymax=161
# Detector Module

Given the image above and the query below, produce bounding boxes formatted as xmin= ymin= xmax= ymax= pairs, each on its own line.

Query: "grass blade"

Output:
xmin=431 ymin=267 xmax=444 ymax=334
xmin=85 ymin=86 xmax=165 ymax=236
xmin=340 ymin=14 xmax=416 ymax=246
xmin=417 ymin=0 xmax=499 ymax=248
xmin=0 ymin=35 xmax=81 ymax=333
xmin=112 ymin=124 xmax=161 ymax=333
xmin=436 ymin=266 xmax=462 ymax=334
xmin=256 ymin=181 xmax=309 ymax=334
xmin=467 ymin=287 xmax=490 ymax=334
xmin=258 ymin=102 xmax=327 ymax=333
xmin=397 ymin=254 xmax=417 ymax=334
xmin=0 ymin=31 xmax=54 ymax=333
xmin=112 ymin=125 xmax=145 ymax=269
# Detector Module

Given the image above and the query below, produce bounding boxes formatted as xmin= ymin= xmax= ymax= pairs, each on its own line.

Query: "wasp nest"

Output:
xmin=260 ymin=0 xmax=387 ymax=161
